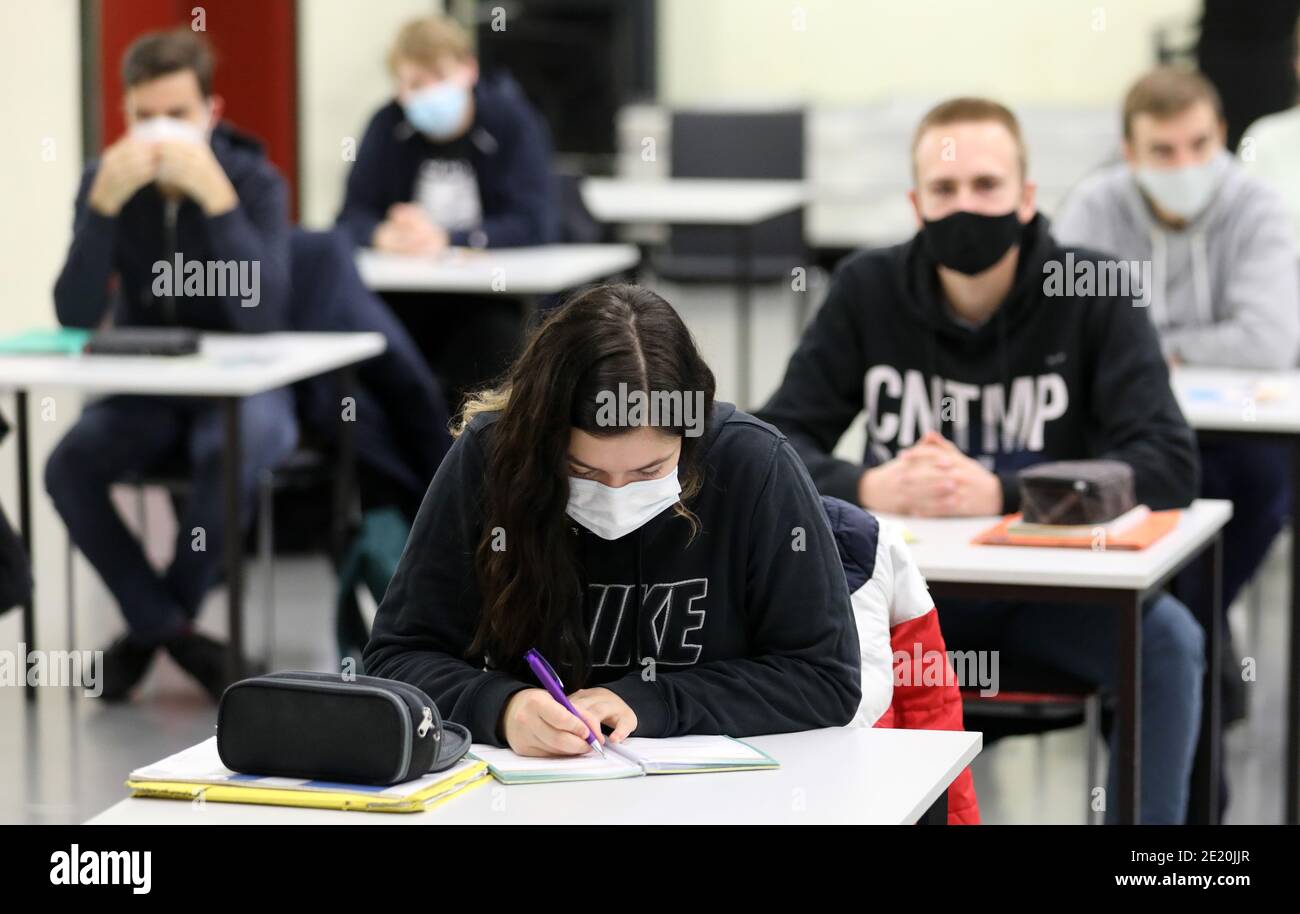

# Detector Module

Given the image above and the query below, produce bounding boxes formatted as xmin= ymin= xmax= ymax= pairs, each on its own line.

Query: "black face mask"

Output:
xmin=920 ymin=209 xmax=1023 ymax=275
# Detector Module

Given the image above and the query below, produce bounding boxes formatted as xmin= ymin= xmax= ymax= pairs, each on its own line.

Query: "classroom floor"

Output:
xmin=0 ymin=531 xmax=1288 ymax=825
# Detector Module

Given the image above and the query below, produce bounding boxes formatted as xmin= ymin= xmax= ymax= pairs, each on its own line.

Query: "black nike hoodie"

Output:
xmin=757 ymin=214 xmax=1200 ymax=513
xmin=363 ymin=403 xmax=863 ymax=746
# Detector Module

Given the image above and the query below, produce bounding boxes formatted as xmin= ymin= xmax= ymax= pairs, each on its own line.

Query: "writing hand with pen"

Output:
xmin=498 ymin=648 xmax=639 ymax=758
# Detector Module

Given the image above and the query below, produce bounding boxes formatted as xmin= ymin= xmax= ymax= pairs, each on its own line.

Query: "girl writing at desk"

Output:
xmin=364 ymin=284 xmax=862 ymax=755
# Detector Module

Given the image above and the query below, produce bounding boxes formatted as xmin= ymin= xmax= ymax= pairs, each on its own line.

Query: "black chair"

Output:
xmin=960 ymin=662 xmax=1105 ymax=824
xmin=64 ymin=450 xmax=334 ymax=670
xmin=655 ymin=108 xmax=806 ymax=283
xmin=651 ymin=109 xmax=809 ymax=408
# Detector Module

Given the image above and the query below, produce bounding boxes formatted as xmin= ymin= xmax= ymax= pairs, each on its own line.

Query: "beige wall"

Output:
xmin=658 ymin=0 xmax=1199 ymax=107
xmin=297 ymin=0 xmax=443 ymax=229
xmin=0 ymin=0 xmax=81 ymax=336
xmin=0 ymin=0 xmax=83 ymax=648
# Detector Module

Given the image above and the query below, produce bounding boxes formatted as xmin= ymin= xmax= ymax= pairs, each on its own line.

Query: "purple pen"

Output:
xmin=524 ymin=647 xmax=606 ymax=757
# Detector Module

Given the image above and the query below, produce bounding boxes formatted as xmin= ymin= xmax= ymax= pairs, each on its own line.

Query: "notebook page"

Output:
xmin=470 ymin=744 xmax=643 ymax=778
xmin=611 ymin=735 xmax=771 ymax=766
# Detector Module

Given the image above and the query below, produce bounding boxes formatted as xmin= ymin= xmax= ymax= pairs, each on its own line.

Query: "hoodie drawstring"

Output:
xmin=634 ymin=527 xmax=645 ymax=666
xmin=1148 ymin=227 xmax=1167 ymax=327
xmin=1190 ymin=230 xmax=1212 ymax=326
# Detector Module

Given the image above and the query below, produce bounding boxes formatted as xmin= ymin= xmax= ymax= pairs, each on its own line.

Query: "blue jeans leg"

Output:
xmin=44 ymin=396 xmax=191 ymax=642
xmin=1195 ymin=439 xmax=1291 ymax=610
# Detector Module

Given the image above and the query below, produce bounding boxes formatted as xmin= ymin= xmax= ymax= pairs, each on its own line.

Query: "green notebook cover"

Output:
xmin=0 ymin=328 xmax=91 ymax=355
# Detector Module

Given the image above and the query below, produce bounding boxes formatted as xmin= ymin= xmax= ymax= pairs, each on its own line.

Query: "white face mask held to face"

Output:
xmin=130 ymin=115 xmax=209 ymax=146
xmin=566 ymin=467 xmax=683 ymax=541
xmin=1134 ymin=150 xmax=1229 ymax=222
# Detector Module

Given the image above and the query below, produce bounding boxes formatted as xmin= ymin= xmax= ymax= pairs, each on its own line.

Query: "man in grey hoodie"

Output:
xmin=1055 ymin=66 xmax=1300 ymax=726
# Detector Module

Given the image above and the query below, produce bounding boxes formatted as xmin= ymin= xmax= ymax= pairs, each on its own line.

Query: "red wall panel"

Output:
xmin=95 ymin=0 xmax=299 ymax=217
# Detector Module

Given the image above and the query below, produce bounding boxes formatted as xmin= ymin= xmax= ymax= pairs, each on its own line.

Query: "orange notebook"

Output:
xmin=972 ymin=509 xmax=1181 ymax=550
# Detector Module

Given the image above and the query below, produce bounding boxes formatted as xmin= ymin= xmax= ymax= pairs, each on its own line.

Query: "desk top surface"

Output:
xmin=86 ymin=726 xmax=981 ymax=825
xmin=883 ymin=498 xmax=1232 ymax=591
xmin=0 ymin=331 xmax=386 ymax=397
xmin=582 ymin=178 xmax=810 ymax=225
xmin=1173 ymin=366 xmax=1300 ymax=434
xmin=356 ymin=244 xmax=640 ymax=294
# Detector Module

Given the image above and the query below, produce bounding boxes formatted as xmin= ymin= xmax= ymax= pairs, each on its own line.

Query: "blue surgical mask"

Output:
xmin=402 ymin=81 xmax=471 ymax=140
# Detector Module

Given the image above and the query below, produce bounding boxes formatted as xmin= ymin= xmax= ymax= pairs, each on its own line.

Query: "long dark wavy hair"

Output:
xmin=454 ymin=284 xmax=716 ymax=686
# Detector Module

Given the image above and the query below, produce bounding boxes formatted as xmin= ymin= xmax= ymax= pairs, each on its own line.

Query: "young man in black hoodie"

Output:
xmin=758 ymin=98 xmax=1205 ymax=824
xmin=46 ymin=31 xmax=295 ymax=702
xmin=336 ymin=14 xmax=558 ymax=412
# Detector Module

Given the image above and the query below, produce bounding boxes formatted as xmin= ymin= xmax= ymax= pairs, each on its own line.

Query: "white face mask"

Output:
xmin=1134 ymin=150 xmax=1229 ymax=222
xmin=130 ymin=115 xmax=210 ymax=146
xmin=566 ymin=467 xmax=682 ymax=541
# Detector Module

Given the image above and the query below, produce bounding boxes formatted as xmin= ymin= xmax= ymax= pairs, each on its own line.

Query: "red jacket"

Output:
xmin=823 ymin=497 xmax=979 ymax=825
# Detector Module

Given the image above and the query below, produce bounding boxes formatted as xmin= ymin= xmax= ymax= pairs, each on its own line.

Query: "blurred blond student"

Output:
xmin=336 ymin=15 xmax=558 ymax=409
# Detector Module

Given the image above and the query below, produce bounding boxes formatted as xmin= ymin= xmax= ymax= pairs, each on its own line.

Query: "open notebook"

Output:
xmin=471 ymin=735 xmax=779 ymax=785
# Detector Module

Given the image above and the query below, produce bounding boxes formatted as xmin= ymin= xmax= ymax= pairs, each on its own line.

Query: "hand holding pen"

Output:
xmin=497 ymin=648 xmax=639 ymax=757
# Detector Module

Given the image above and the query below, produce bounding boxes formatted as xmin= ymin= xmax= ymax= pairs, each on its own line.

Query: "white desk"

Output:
xmin=86 ymin=727 xmax=981 ymax=825
xmin=0 ymin=332 xmax=387 ymax=686
xmin=356 ymin=244 xmax=641 ymax=295
xmin=880 ymin=499 xmax=1232 ymax=824
xmin=896 ymin=500 xmax=1232 ymax=591
xmin=1173 ymin=367 xmax=1300 ymax=434
xmin=580 ymin=178 xmax=811 ymax=409
xmin=1173 ymin=366 xmax=1300 ymax=824
xmin=581 ymin=178 xmax=808 ymax=227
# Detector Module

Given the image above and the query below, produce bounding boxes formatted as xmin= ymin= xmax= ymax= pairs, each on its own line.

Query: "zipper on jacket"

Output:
xmin=163 ymin=198 xmax=179 ymax=325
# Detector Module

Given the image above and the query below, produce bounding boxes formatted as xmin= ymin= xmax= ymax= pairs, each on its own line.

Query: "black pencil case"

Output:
xmin=216 ymin=671 xmax=471 ymax=786
xmin=85 ymin=327 xmax=200 ymax=356
xmin=1019 ymin=460 xmax=1136 ymax=526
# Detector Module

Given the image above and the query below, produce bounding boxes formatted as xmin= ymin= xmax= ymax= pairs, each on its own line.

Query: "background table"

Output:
xmin=86 ymin=726 xmax=981 ymax=825
xmin=581 ymin=178 xmax=810 ymax=408
xmin=0 ymin=331 xmax=387 ymax=692
xmin=1173 ymin=366 xmax=1300 ymax=823
xmin=882 ymin=499 xmax=1232 ymax=823
xmin=355 ymin=243 xmax=641 ymax=295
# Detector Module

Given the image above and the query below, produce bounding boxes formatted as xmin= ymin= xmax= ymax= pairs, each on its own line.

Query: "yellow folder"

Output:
xmin=125 ymin=757 xmax=492 ymax=814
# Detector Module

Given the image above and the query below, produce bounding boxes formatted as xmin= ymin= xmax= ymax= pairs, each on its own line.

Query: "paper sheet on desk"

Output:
xmin=1182 ymin=379 xmax=1290 ymax=405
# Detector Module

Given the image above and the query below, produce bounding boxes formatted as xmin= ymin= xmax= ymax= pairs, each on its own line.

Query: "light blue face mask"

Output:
xmin=1134 ymin=150 xmax=1230 ymax=222
xmin=402 ymin=81 xmax=471 ymax=140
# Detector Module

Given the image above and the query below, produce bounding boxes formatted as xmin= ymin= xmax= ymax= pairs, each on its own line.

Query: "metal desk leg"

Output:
xmin=1188 ymin=534 xmax=1223 ymax=824
xmin=332 ymin=366 xmax=358 ymax=563
xmin=918 ymin=788 xmax=948 ymax=825
xmin=1118 ymin=590 xmax=1143 ymax=823
xmin=222 ymin=397 xmax=245 ymax=681
xmin=16 ymin=390 xmax=34 ymax=703
xmin=1289 ymin=444 xmax=1300 ymax=823
xmin=735 ymin=225 xmax=754 ymax=410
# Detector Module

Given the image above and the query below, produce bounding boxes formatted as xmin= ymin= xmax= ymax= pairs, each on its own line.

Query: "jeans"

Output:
xmin=1190 ymin=439 xmax=1291 ymax=612
xmin=45 ymin=391 xmax=298 ymax=644
xmin=938 ymin=591 xmax=1204 ymax=824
